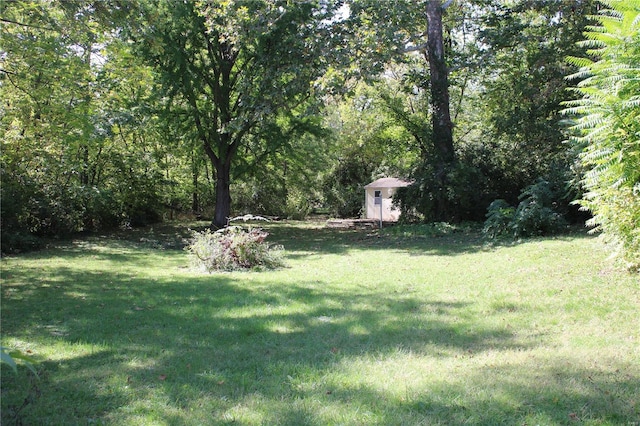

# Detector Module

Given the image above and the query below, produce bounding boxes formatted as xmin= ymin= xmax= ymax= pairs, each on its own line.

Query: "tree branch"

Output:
xmin=0 ymin=18 xmax=53 ymax=31
xmin=442 ymin=0 xmax=454 ymax=10
xmin=401 ymin=43 xmax=427 ymax=54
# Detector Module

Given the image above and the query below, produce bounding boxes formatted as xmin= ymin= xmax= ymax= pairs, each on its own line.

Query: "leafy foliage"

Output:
xmin=464 ymin=0 xmax=599 ymax=213
xmin=1 ymin=0 xmax=625 ymax=253
xmin=483 ymin=180 xmax=568 ymax=239
xmin=321 ymin=82 xmax=417 ymax=218
xmin=346 ymin=2 xmax=596 ymax=224
xmin=322 ymin=154 xmax=375 ymax=218
xmin=186 ymin=226 xmax=285 ymax=272
xmin=511 ymin=180 xmax=568 ymax=238
xmin=482 ymin=199 xmax=516 ymax=239
xmin=562 ymin=0 xmax=640 ymax=269
xmin=0 ymin=1 xmax=168 ymax=251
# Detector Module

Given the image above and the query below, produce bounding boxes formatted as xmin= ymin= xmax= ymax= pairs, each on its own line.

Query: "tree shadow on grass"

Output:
xmin=13 ymin=220 xmax=596 ymax=261
xmin=395 ymin=361 xmax=639 ymax=425
xmin=2 ymin=258 xmax=533 ymax=424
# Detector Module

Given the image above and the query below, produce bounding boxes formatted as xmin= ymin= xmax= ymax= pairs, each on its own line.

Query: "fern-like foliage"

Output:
xmin=562 ymin=0 xmax=640 ymax=270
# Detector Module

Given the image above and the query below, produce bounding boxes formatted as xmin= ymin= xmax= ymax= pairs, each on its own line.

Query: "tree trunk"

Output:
xmin=426 ymin=0 xmax=455 ymax=221
xmin=212 ymin=157 xmax=232 ymax=229
xmin=79 ymin=39 xmax=93 ymax=187
xmin=191 ymin=151 xmax=200 ymax=215
xmin=192 ymin=176 xmax=199 ymax=214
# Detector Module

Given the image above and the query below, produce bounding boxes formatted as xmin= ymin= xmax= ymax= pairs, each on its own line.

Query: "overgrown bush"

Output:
xmin=232 ymin=181 xmax=314 ymax=220
xmin=186 ymin=226 xmax=285 ymax=272
xmin=0 ymin=164 xmax=164 ymax=253
xmin=26 ymin=184 xmax=122 ymax=235
xmin=483 ymin=179 xmax=567 ymax=239
xmin=284 ymin=188 xmax=313 ymax=220
xmin=483 ymin=199 xmax=516 ymax=239
xmin=511 ymin=180 xmax=567 ymax=237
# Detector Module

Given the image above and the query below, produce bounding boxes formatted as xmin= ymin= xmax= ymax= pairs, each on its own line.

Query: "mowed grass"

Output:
xmin=1 ymin=221 xmax=638 ymax=425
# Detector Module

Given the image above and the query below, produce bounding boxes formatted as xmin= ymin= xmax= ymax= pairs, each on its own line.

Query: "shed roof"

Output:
xmin=364 ymin=177 xmax=412 ymax=189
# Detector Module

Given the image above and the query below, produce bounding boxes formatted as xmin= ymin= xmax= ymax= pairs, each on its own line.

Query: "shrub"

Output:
xmin=483 ymin=180 xmax=568 ymax=239
xmin=186 ymin=226 xmax=285 ymax=272
xmin=396 ymin=159 xmax=496 ymax=223
xmin=483 ymin=199 xmax=516 ymax=239
xmin=322 ymin=155 xmax=375 ymax=218
xmin=284 ymin=188 xmax=313 ymax=220
xmin=511 ymin=199 xmax=566 ymax=238
xmin=232 ymin=179 xmax=285 ymax=217
xmin=511 ymin=179 xmax=568 ymax=237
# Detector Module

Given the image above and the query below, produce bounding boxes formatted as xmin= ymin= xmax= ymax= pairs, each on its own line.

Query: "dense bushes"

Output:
xmin=397 ymin=158 xmax=496 ymax=223
xmin=322 ymin=155 xmax=376 ymax=218
xmin=483 ymin=179 xmax=568 ymax=239
xmin=186 ymin=226 xmax=285 ymax=272
xmin=232 ymin=179 xmax=314 ymax=220
xmin=0 ymin=168 xmax=162 ymax=253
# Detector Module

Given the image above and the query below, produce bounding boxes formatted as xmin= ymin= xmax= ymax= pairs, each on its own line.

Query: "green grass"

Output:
xmin=1 ymin=221 xmax=638 ymax=425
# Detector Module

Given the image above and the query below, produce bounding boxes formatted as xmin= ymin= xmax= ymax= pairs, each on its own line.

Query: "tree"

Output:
xmin=425 ymin=1 xmax=454 ymax=160
xmin=1 ymin=0 xmax=169 ymax=249
xmin=563 ymin=0 xmax=640 ymax=269
xmin=424 ymin=0 xmax=455 ymax=220
xmin=128 ymin=0 xmax=339 ymax=228
xmin=342 ymin=0 xmax=458 ymax=220
xmin=474 ymin=0 xmax=599 ymax=202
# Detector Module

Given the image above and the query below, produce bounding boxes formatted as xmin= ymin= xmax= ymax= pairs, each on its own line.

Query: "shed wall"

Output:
xmin=365 ymin=187 xmax=401 ymax=221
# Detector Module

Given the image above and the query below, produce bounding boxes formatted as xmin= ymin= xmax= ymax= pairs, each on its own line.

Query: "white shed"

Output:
xmin=364 ymin=177 xmax=412 ymax=222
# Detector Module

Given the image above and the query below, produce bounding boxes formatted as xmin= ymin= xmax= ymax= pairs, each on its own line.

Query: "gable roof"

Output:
xmin=364 ymin=177 xmax=412 ymax=189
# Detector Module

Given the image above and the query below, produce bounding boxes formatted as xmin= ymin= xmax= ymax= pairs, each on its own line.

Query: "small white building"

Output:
xmin=364 ymin=177 xmax=412 ymax=222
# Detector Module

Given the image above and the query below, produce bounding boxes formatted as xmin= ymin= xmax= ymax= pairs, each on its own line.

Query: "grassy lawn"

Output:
xmin=1 ymin=221 xmax=638 ymax=425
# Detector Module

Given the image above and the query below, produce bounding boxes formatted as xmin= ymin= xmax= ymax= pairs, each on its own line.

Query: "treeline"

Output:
xmin=1 ymin=0 xmax=638 ymax=268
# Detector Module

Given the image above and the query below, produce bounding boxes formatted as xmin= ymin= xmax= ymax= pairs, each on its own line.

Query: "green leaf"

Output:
xmin=1 ymin=347 xmax=18 ymax=374
xmin=1 ymin=346 xmax=39 ymax=377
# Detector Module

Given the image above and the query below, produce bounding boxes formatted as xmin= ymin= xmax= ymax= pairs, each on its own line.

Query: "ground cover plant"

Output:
xmin=1 ymin=221 xmax=638 ymax=425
